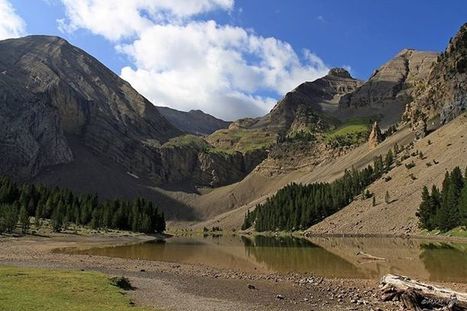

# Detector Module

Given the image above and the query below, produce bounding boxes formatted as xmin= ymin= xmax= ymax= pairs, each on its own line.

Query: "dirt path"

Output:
xmin=0 ymin=232 xmax=404 ymax=311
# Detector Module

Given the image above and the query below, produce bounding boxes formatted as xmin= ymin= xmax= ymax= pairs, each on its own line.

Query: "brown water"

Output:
xmin=67 ymin=235 xmax=467 ymax=283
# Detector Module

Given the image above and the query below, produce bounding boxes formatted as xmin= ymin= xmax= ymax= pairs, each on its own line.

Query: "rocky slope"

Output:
xmin=338 ymin=49 xmax=438 ymax=127
xmin=309 ymin=113 xmax=467 ymax=235
xmin=404 ymin=23 xmax=467 ymax=130
xmin=157 ymin=106 xmax=230 ymax=135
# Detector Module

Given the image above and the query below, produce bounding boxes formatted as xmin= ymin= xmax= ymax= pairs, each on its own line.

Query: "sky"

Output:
xmin=1 ymin=0 xmax=466 ymax=120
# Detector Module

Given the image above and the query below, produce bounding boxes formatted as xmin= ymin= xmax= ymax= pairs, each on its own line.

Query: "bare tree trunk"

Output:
xmin=380 ymin=274 xmax=467 ymax=310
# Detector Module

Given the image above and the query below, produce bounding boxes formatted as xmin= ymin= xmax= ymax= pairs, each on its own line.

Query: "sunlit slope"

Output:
xmin=309 ymin=113 xmax=467 ymax=235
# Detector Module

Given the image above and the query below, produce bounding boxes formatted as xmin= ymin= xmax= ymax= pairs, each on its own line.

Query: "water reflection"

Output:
xmin=65 ymin=235 xmax=467 ymax=282
xmin=242 ymin=236 xmax=369 ymax=278
xmin=420 ymin=243 xmax=467 ymax=283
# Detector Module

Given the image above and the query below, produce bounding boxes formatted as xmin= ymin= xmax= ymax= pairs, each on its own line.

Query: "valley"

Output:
xmin=0 ymin=6 xmax=466 ymax=310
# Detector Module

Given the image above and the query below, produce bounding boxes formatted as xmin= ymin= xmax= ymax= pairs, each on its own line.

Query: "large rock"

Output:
xmin=368 ymin=121 xmax=382 ymax=149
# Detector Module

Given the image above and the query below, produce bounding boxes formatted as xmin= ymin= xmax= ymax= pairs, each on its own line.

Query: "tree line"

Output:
xmin=417 ymin=166 xmax=467 ymax=232
xmin=243 ymin=149 xmax=395 ymax=232
xmin=0 ymin=176 xmax=165 ymax=234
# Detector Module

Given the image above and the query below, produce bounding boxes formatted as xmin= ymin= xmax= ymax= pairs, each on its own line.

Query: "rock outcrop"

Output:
xmin=404 ymin=23 xmax=467 ymax=127
xmin=160 ymin=141 xmax=266 ymax=188
xmin=368 ymin=121 xmax=383 ymax=149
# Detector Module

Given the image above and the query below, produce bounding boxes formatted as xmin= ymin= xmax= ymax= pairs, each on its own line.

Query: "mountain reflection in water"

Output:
xmin=63 ymin=235 xmax=467 ymax=282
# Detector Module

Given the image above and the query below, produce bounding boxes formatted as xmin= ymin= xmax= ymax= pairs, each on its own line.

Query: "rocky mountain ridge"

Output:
xmin=157 ymin=106 xmax=230 ymax=135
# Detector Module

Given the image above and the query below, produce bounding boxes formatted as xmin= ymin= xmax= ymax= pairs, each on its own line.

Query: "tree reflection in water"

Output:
xmin=420 ymin=243 xmax=467 ymax=283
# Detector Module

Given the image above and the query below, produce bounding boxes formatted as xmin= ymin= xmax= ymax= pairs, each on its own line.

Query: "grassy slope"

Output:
xmin=162 ymin=134 xmax=209 ymax=149
xmin=0 ymin=266 xmax=147 ymax=311
xmin=324 ymin=117 xmax=372 ymax=145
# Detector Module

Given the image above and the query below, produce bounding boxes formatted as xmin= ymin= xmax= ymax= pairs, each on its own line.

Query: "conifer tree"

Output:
xmin=19 ymin=205 xmax=29 ymax=233
xmin=385 ymin=191 xmax=391 ymax=204
xmin=417 ymin=186 xmax=433 ymax=229
xmin=51 ymin=202 xmax=63 ymax=232
xmin=458 ymin=182 xmax=467 ymax=226
xmin=384 ymin=149 xmax=394 ymax=171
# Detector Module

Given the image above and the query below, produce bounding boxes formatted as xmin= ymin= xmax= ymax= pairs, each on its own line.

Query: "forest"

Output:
xmin=417 ymin=166 xmax=467 ymax=232
xmin=243 ymin=150 xmax=395 ymax=231
xmin=0 ymin=176 xmax=165 ymax=234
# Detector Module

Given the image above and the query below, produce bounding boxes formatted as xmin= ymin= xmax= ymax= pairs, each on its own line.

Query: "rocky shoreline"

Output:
xmin=0 ymin=231 xmax=465 ymax=310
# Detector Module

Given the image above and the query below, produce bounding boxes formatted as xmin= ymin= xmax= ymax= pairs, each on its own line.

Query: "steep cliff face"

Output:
xmin=0 ymin=82 xmax=73 ymax=179
xmin=160 ymin=136 xmax=266 ymax=187
xmin=404 ymin=23 xmax=467 ymax=127
xmin=0 ymin=35 xmax=181 ymax=181
xmin=339 ymin=49 xmax=438 ymax=126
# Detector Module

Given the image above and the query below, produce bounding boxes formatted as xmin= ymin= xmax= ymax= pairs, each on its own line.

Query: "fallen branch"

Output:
xmin=380 ymin=274 xmax=467 ymax=310
xmin=356 ymin=251 xmax=386 ymax=261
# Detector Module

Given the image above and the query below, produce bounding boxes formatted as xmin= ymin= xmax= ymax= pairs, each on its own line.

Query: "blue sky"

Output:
xmin=2 ymin=0 xmax=466 ymax=119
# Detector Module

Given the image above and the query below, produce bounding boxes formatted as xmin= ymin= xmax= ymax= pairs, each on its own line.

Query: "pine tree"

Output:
xmin=459 ymin=182 xmax=467 ymax=226
xmin=384 ymin=149 xmax=394 ymax=172
xmin=417 ymin=186 xmax=433 ymax=229
xmin=372 ymin=196 xmax=376 ymax=207
xmin=51 ymin=204 xmax=63 ymax=232
xmin=19 ymin=205 xmax=29 ymax=233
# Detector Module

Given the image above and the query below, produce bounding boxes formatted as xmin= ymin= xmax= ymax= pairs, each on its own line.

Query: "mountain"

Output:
xmin=0 ymin=35 xmax=265 ymax=200
xmin=157 ymin=106 xmax=230 ymax=135
xmin=338 ymin=49 xmax=438 ymax=127
xmin=0 ymin=35 xmax=180 ymax=181
xmin=206 ymin=68 xmax=363 ymax=154
xmin=250 ymin=68 xmax=363 ymax=133
xmin=255 ymin=67 xmax=363 ymax=133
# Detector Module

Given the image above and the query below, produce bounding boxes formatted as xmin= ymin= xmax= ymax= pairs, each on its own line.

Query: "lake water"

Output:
xmin=67 ymin=235 xmax=467 ymax=283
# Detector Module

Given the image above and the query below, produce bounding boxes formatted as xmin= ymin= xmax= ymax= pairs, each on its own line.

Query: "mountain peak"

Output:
xmin=327 ymin=68 xmax=352 ymax=79
xmin=446 ymin=22 xmax=467 ymax=54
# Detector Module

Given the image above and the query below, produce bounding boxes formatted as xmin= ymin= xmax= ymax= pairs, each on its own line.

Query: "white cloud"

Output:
xmin=56 ymin=0 xmax=328 ymax=120
xmin=0 ymin=0 xmax=26 ymax=40
xmin=58 ymin=0 xmax=234 ymax=41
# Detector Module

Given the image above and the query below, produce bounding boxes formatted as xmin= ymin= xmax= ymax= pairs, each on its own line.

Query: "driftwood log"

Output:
xmin=380 ymin=274 xmax=467 ymax=310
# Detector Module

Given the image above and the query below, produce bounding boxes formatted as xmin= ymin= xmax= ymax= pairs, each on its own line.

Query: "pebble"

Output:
xmin=276 ymin=294 xmax=285 ymax=300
